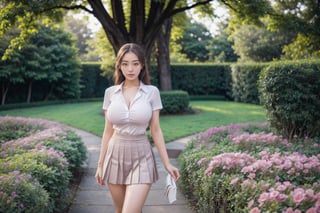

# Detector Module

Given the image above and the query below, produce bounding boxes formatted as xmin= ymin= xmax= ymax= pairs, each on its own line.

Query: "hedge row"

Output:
xmin=259 ymin=60 xmax=320 ymax=139
xmin=2 ymin=61 xmax=319 ymax=107
xmin=0 ymin=117 xmax=87 ymax=213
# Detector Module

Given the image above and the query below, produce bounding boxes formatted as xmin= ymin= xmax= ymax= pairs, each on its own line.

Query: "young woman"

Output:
xmin=95 ymin=43 xmax=180 ymax=213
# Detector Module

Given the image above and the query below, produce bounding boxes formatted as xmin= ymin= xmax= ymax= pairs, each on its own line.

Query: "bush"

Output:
xmin=231 ymin=63 xmax=268 ymax=104
xmin=0 ymin=118 xmax=44 ymax=144
xmin=178 ymin=123 xmax=320 ymax=213
xmin=171 ymin=64 xmax=232 ymax=97
xmin=0 ymin=151 xmax=71 ymax=212
xmin=259 ymin=60 xmax=320 ymax=139
xmin=0 ymin=171 xmax=49 ymax=213
xmin=43 ymin=131 xmax=87 ymax=173
xmin=160 ymin=90 xmax=190 ymax=114
xmin=0 ymin=116 xmax=87 ymax=212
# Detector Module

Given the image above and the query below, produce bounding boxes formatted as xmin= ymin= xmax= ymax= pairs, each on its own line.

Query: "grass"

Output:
xmin=0 ymin=100 xmax=266 ymax=142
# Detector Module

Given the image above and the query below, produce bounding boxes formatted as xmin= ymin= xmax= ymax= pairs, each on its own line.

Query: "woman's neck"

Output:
xmin=123 ymin=80 xmax=140 ymax=88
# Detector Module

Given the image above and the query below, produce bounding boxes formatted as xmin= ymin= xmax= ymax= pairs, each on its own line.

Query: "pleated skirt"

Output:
xmin=101 ymin=133 xmax=159 ymax=185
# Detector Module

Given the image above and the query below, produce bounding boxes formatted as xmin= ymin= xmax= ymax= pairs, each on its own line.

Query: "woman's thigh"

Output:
xmin=108 ymin=184 xmax=126 ymax=213
xmin=122 ymin=184 xmax=152 ymax=213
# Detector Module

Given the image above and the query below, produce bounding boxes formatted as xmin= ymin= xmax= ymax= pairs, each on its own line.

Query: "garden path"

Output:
xmin=68 ymin=127 xmax=195 ymax=213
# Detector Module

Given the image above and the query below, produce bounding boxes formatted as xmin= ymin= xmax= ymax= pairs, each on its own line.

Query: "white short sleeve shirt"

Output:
xmin=102 ymin=81 xmax=163 ymax=135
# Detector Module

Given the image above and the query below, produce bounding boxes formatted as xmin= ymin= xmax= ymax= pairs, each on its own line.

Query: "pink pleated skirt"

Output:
xmin=101 ymin=133 xmax=159 ymax=185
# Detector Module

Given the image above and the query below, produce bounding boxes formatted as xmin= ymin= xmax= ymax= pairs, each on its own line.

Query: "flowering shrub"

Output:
xmin=0 ymin=116 xmax=87 ymax=213
xmin=0 ymin=117 xmax=44 ymax=144
xmin=178 ymin=122 xmax=320 ymax=213
xmin=0 ymin=171 xmax=49 ymax=213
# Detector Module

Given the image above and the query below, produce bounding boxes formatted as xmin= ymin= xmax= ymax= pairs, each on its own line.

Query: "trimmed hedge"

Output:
xmin=166 ymin=64 xmax=232 ymax=97
xmin=259 ymin=60 xmax=320 ymax=139
xmin=160 ymin=90 xmax=190 ymax=114
xmin=231 ymin=63 xmax=269 ymax=104
xmin=80 ymin=63 xmax=113 ymax=98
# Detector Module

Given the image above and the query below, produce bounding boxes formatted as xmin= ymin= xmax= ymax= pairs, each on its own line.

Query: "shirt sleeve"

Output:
xmin=102 ymin=88 xmax=111 ymax=110
xmin=151 ymin=87 xmax=163 ymax=111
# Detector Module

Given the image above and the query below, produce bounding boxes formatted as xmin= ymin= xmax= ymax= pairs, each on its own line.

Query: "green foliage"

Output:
xmin=207 ymin=26 xmax=238 ymax=62
xmin=0 ymin=152 xmax=70 ymax=212
xmin=0 ymin=0 xmax=68 ymax=60
xmin=81 ymin=63 xmax=112 ymax=98
xmin=231 ymin=63 xmax=269 ymax=104
xmin=43 ymin=131 xmax=87 ymax=173
xmin=160 ymin=90 xmax=190 ymax=114
xmin=232 ymin=24 xmax=290 ymax=62
xmin=178 ymin=123 xmax=320 ymax=212
xmin=259 ymin=60 xmax=320 ymax=139
xmin=63 ymin=15 xmax=95 ymax=61
xmin=0 ymin=117 xmax=87 ymax=212
xmin=0 ymin=172 xmax=49 ymax=213
xmin=177 ymin=22 xmax=212 ymax=62
xmin=226 ymin=0 xmax=320 ymax=61
xmin=0 ymin=25 xmax=81 ymax=104
xmin=0 ymin=119 xmax=42 ymax=144
xmin=282 ymin=33 xmax=320 ymax=60
xmin=168 ymin=64 xmax=232 ymax=97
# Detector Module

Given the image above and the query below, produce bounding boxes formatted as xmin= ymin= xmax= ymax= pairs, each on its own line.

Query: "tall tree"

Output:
xmin=232 ymin=24 xmax=291 ymax=62
xmin=1 ymin=0 xmax=280 ymax=89
xmin=0 ymin=0 xmax=216 ymax=90
xmin=225 ymin=0 xmax=320 ymax=60
xmin=178 ymin=22 xmax=212 ymax=62
xmin=0 ymin=26 xmax=80 ymax=104
xmin=64 ymin=14 xmax=95 ymax=61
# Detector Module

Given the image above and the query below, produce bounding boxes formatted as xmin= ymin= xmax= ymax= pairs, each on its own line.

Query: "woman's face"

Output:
xmin=120 ymin=52 xmax=143 ymax=81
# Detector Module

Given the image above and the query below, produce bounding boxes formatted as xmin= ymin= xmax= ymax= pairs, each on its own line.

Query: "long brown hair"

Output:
xmin=113 ymin=43 xmax=151 ymax=85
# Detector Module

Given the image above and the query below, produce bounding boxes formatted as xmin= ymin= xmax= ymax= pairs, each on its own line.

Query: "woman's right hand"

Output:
xmin=95 ymin=166 xmax=105 ymax=186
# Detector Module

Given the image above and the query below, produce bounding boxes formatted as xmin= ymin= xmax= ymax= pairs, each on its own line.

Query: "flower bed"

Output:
xmin=0 ymin=116 xmax=87 ymax=213
xmin=178 ymin=122 xmax=320 ymax=213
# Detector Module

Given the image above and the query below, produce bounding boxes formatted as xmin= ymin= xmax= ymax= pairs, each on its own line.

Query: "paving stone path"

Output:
xmin=68 ymin=128 xmax=195 ymax=213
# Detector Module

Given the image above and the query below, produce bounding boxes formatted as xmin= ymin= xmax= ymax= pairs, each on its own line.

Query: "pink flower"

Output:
xmin=258 ymin=192 xmax=269 ymax=205
xmin=277 ymin=193 xmax=288 ymax=202
xmin=230 ymin=177 xmax=239 ymax=185
xmin=197 ymin=158 xmax=207 ymax=165
xmin=248 ymin=173 xmax=256 ymax=179
xmin=306 ymin=207 xmax=316 ymax=213
xmin=269 ymin=190 xmax=280 ymax=200
xmin=277 ymin=184 xmax=287 ymax=191
xmin=261 ymin=183 xmax=270 ymax=191
xmin=305 ymin=189 xmax=315 ymax=199
xmin=282 ymin=208 xmax=294 ymax=213
xmin=249 ymin=207 xmax=261 ymax=213
xmin=292 ymin=188 xmax=305 ymax=204
xmin=248 ymin=199 xmax=254 ymax=208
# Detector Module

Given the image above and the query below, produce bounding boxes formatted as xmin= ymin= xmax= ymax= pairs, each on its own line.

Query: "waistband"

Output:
xmin=112 ymin=132 xmax=148 ymax=141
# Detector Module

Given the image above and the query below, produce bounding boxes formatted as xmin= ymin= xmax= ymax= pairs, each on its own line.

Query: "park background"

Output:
xmin=0 ymin=1 xmax=320 ymax=213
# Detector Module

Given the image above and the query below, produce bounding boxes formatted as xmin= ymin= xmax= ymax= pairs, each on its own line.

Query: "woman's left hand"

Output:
xmin=165 ymin=164 xmax=180 ymax=181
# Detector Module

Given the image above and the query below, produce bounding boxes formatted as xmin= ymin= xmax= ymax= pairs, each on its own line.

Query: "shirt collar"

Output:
xmin=114 ymin=81 xmax=148 ymax=93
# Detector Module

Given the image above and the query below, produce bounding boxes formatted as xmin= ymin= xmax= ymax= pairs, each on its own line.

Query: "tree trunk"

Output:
xmin=85 ymin=0 xmax=213 ymax=88
xmin=1 ymin=82 xmax=10 ymax=105
xmin=156 ymin=17 xmax=173 ymax=90
xmin=44 ymin=84 xmax=54 ymax=101
xmin=27 ymin=80 xmax=33 ymax=103
xmin=87 ymin=0 xmax=167 ymax=70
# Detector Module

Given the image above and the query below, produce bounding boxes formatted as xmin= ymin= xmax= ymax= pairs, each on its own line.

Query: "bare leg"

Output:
xmin=122 ymin=184 xmax=151 ymax=213
xmin=108 ymin=183 xmax=126 ymax=213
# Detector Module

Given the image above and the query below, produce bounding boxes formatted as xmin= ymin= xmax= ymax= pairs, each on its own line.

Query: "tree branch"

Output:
xmin=43 ymin=4 xmax=93 ymax=14
xmin=111 ymin=0 xmax=125 ymax=27
xmin=168 ymin=0 xmax=213 ymax=17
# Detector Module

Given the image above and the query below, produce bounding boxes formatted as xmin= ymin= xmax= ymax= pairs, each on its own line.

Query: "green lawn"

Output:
xmin=0 ymin=100 xmax=266 ymax=141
